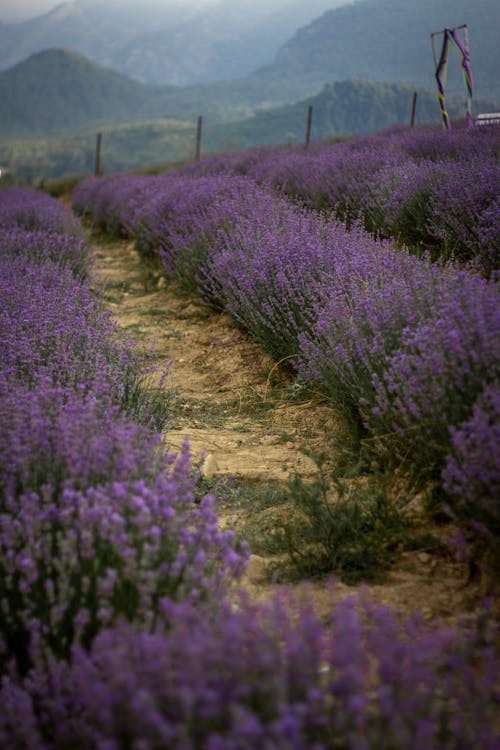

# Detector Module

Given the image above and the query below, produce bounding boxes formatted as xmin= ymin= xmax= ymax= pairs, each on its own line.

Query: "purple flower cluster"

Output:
xmin=1 ymin=227 xmax=90 ymax=277
xmin=0 ymin=441 xmax=245 ymax=675
xmin=0 ymin=186 xmax=81 ymax=236
xmin=368 ymin=153 xmax=500 ymax=272
xmin=367 ymin=269 xmax=500 ymax=469
xmin=0 ymin=252 xmax=129 ymax=395
xmin=0 ymin=187 xmax=247 ymax=674
xmin=443 ymin=384 xmax=500 ymax=535
xmin=124 ymin=123 xmax=499 ymax=275
xmin=72 ymin=174 xmax=167 ymax=237
xmin=211 ymin=208 xmax=388 ymax=364
xmin=131 ymin=174 xmax=269 ymax=279
xmin=1 ymin=593 xmax=499 ymax=749
xmin=0 ymin=381 xmax=162 ymax=500
xmin=428 ymin=160 xmax=500 ymax=274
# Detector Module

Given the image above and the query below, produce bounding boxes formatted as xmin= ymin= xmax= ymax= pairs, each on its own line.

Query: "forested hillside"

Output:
xmin=267 ymin=0 xmax=500 ymax=99
xmin=0 ymin=49 xmax=166 ymax=137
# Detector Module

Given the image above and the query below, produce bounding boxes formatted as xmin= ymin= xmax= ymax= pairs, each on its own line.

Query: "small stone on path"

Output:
xmin=201 ymin=454 xmax=219 ymax=479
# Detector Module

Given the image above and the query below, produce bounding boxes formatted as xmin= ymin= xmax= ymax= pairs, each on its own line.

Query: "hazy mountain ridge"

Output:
xmin=0 ymin=0 xmax=344 ymax=85
xmin=270 ymin=0 xmax=500 ymax=99
xmin=2 ymin=0 xmax=498 ymax=119
xmin=1 ymin=0 xmax=499 ymax=179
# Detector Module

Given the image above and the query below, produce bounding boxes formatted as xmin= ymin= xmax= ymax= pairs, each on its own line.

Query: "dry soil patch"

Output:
xmin=92 ymin=236 xmax=485 ymax=623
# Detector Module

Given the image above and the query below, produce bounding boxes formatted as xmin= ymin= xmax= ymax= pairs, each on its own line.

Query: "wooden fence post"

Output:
xmin=94 ymin=132 xmax=102 ymax=176
xmin=305 ymin=105 xmax=313 ymax=146
xmin=410 ymin=91 xmax=418 ymax=127
xmin=195 ymin=116 xmax=203 ymax=161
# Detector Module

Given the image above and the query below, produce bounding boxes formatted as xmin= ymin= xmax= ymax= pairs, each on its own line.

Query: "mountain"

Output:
xmin=0 ymin=47 xmax=321 ymax=139
xmin=0 ymin=0 xmax=206 ymax=80
xmin=2 ymin=0 xmax=499 ymax=136
xmin=0 ymin=0 xmax=346 ymax=85
xmin=264 ymin=0 xmax=500 ymax=100
xmin=0 ymin=48 xmax=167 ymax=137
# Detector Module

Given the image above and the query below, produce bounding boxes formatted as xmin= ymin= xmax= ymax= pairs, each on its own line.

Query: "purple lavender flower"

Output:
xmin=1 ymin=592 xmax=498 ymax=749
xmin=443 ymin=384 xmax=500 ymax=534
xmin=0 ymin=227 xmax=90 ymax=277
xmin=0 ymin=186 xmax=81 ymax=236
xmin=368 ymin=269 xmax=500 ymax=474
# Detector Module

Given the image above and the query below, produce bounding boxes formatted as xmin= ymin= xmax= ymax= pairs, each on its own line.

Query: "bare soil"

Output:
xmin=92 ymin=236 xmax=487 ymax=623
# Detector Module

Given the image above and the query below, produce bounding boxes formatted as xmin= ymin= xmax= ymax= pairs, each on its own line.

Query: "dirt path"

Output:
xmin=93 ymin=235 xmax=480 ymax=622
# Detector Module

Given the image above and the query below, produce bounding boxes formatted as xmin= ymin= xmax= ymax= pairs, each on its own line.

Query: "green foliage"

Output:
xmin=38 ymin=174 xmax=87 ymax=198
xmin=120 ymin=368 xmax=176 ymax=434
xmin=264 ymin=454 xmax=409 ymax=584
xmin=0 ymin=119 xmax=196 ymax=180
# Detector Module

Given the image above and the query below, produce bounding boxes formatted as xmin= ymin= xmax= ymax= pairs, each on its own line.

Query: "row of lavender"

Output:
xmin=72 ymin=127 xmax=500 ymax=551
xmin=1 ymin=186 xmax=499 ymax=747
xmin=168 ymin=123 xmax=500 ymax=277
xmin=0 ymin=187 xmax=241 ymax=745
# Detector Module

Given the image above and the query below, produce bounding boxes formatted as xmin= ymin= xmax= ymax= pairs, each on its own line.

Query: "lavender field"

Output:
xmin=72 ymin=124 xmax=500 ymax=541
xmin=1 ymin=124 xmax=499 ymax=748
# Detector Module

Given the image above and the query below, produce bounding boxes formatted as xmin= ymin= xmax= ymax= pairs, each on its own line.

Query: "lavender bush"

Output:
xmin=361 ymin=157 xmax=439 ymax=249
xmin=443 ymin=384 xmax=500 ymax=537
xmin=368 ymin=269 xmax=500 ymax=476
xmin=210 ymin=210 xmax=387 ymax=365
xmin=0 ymin=593 xmax=498 ymax=749
xmin=391 ymin=122 xmax=500 ymax=163
xmin=71 ymin=174 xmax=167 ymax=238
xmin=368 ymin=153 xmax=500 ymax=272
xmin=0 ymin=227 xmax=90 ymax=277
xmin=132 ymin=174 xmax=265 ymax=276
xmin=0 ymin=381 xmax=164 ymax=500
xmin=297 ymin=240 xmax=440 ymax=425
xmin=0 ymin=439 xmax=246 ymax=675
xmin=0 ymin=186 xmax=81 ymax=236
xmin=0 ymin=189 xmax=248 ymax=676
xmin=427 ymin=160 xmax=500 ymax=274
xmin=0 ymin=247 xmax=172 ymax=429
xmin=174 ymin=124 xmax=499 ymax=276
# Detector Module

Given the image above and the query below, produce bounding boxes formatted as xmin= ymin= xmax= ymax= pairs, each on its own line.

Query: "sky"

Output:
xmin=1 ymin=0 xmax=67 ymax=21
xmin=0 ymin=0 xmax=218 ymax=23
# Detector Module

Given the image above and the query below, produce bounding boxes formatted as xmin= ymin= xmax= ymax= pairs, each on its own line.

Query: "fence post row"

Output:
xmin=305 ymin=105 xmax=313 ymax=147
xmin=410 ymin=91 xmax=418 ymax=127
xmin=94 ymin=132 xmax=102 ymax=176
xmin=195 ymin=116 xmax=203 ymax=161
xmin=90 ymin=87 xmax=465 ymax=174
